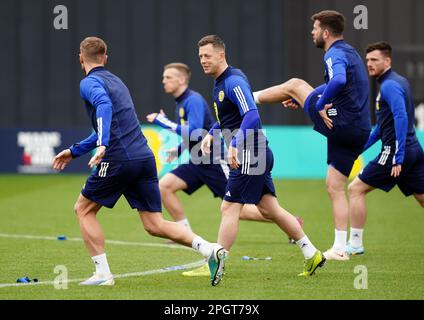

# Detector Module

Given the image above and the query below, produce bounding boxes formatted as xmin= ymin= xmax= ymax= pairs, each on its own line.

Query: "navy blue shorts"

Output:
xmin=224 ymin=147 xmax=276 ymax=205
xmin=81 ymin=157 xmax=162 ymax=212
xmin=171 ymin=161 xmax=229 ymax=198
xmin=305 ymin=91 xmax=370 ymax=177
xmin=359 ymin=144 xmax=424 ymax=196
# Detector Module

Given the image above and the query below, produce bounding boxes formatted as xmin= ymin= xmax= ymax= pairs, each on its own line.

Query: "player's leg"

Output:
xmin=139 ymin=211 xmax=195 ymax=246
xmin=346 ymin=177 xmax=374 ymax=255
xmin=255 ymin=79 xmax=334 ymax=140
xmin=74 ymin=194 xmax=103 ymax=256
xmin=327 ymin=165 xmax=349 ymax=231
xmin=240 ymin=204 xmax=271 ymax=222
xmin=218 ymin=201 xmax=243 ymax=250
xmin=139 ymin=210 xmax=226 ymax=286
xmin=76 ymin=161 xmax=129 ymax=286
xmin=256 ymin=194 xmax=325 ymax=276
xmin=188 ymin=199 xmax=238 ymax=286
xmin=348 ymin=177 xmax=374 ymax=230
xmin=127 ymin=157 xmax=226 ymax=286
xmin=181 ymin=165 xmax=271 ymax=278
xmin=244 ymin=146 xmax=324 ymax=276
xmin=74 ymin=194 xmax=114 ymax=285
xmin=323 ymin=165 xmax=350 ymax=260
xmin=161 ymin=164 xmax=206 ymax=232
xmin=159 ymin=172 xmax=190 ymax=228
xmin=183 ymin=204 xmax=271 ymax=277
xmin=414 ymin=193 xmax=424 ymax=207
xmin=140 ymin=210 xmax=223 ymax=258
xmin=256 ymin=194 xmax=304 ymax=239
xmin=126 ymin=160 xmax=211 ymax=249
xmin=254 ymin=78 xmax=314 ymax=107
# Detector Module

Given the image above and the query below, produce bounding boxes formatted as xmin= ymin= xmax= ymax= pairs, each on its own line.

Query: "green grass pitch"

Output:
xmin=0 ymin=174 xmax=423 ymax=300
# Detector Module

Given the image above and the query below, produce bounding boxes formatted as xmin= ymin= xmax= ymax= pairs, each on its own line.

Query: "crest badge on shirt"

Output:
xmin=179 ymin=107 xmax=185 ymax=118
xmin=376 ymin=92 xmax=381 ymax=111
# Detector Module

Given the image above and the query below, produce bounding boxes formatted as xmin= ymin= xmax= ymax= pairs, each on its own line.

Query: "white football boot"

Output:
xmin=79 ymin=273 xmax=115 ymax=286
xmin=323 ymin=248 xmax=349 ymax=261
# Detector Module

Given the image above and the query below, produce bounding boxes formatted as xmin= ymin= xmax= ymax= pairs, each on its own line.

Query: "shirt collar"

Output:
xmin=215 ymin=66 xmax=232 ymax=83
xmin=328 ymin=39 xmax=344 ymax=51
xmin=175 ymin=88 xmax=191 ymax=104
xmin=87 ymin=66 xmax=105 ymax=76
xmin=377 ymin=68 xmax=392 ymax=84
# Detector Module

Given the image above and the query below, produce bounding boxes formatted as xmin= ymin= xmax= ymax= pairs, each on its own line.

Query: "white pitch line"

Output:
xmin=0 ymin=233 xmax=193 ymax=250
xmin=0 ymin=233 xmax=206 ymax=289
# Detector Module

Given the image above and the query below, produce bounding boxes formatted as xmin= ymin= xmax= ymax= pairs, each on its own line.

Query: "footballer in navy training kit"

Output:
xmin=52 ymin=37 xmax=225 ymax=287
xmin=146 ymin=63 xmax=269 ymax=224
xmin=347 ymin=41 xmax=424 ymax=256
xmin=198 ymin=34 xmax=326 ymax=286
xmin=254 ymin=10 xmax=371 ymax=261
xmin=146 ymin=62 xmax=270 ymax=277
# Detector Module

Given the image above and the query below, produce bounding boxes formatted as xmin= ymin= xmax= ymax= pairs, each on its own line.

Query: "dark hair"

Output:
xmin=366 ymin=41 xmax=392 ymax=58
xmin=311 ymin=10 xmax=345 ymax=36
xmin=197 ymin=34 xmax=226 ymax=51
xmin=80 ymin=37 xmax=107 ymax=63
xmin=164 ymin=62 xmax=191 ymax=82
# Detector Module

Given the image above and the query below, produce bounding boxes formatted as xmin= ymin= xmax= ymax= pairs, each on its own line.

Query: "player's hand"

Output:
xmin=88 ymin=146 xmax=106 ymax=168
xmin=319 ymin=103 xmax=333 ymax=129
xmin=52 ymin=149 xmax=73 ymax=171
xmin=227 ymin=146 xmax=240 ymax=170
xmin=282 ymin=99 xmax=299 ymax=109
xmin=165 ymin=148 xmax=178 ymax=163
xmin=146 ymin=109 xmax=166 ymax=123
xmin=146 ymin=112 xmax=158 ymax=123
xmin=201 ymin=134 xmax=213 ymax=155
xmin=391 ymin=164 xmax=402 ymax=177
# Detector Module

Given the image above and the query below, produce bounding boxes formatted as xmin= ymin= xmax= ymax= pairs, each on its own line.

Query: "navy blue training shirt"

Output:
xmin=317 ymin=40 xmax=371 ymax=131
xmin=154 ymin=88 xmax=214 ymax=154
xmin=211 ymin=66 xmax=266 ymax=150
xmin=364 ymin=69 xmax=420 ymax=165
xmin=70 ymin=66 xmax=153 ymax=161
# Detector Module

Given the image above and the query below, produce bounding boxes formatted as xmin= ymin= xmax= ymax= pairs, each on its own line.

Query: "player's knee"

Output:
xmin=220 ymin=201 xmax=238 ymax=217
xmin=256 ymin=204 xmax=271 ymax=220
xmin=326 ymin=182 xmax=340 ymax=196
xmin=144 ymin=226 xmax=161 ymax=237
xmin=348 ymin=179 xmax=370 ymax=199
xmin=259 ymin=209 xmax=272 ymax=221
xmin=220 ymin=202 xmax=230 ymax=215
xmin=159 ymin=179 xmax=172 ymax=193
xmin=73 ymin=202 xmax=84 ymax=218
xmin=347 ymin=181 xmax=360 ymax=197
xmin=288 ymin=78 xmax=304 ymax=86
xmin=286 ymin=78 xmax=305 ymax=94
xmin=326 ymin=180 xmax=343 ymax=196
xmin=143 ymin=220 xmax=163 ymax=237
